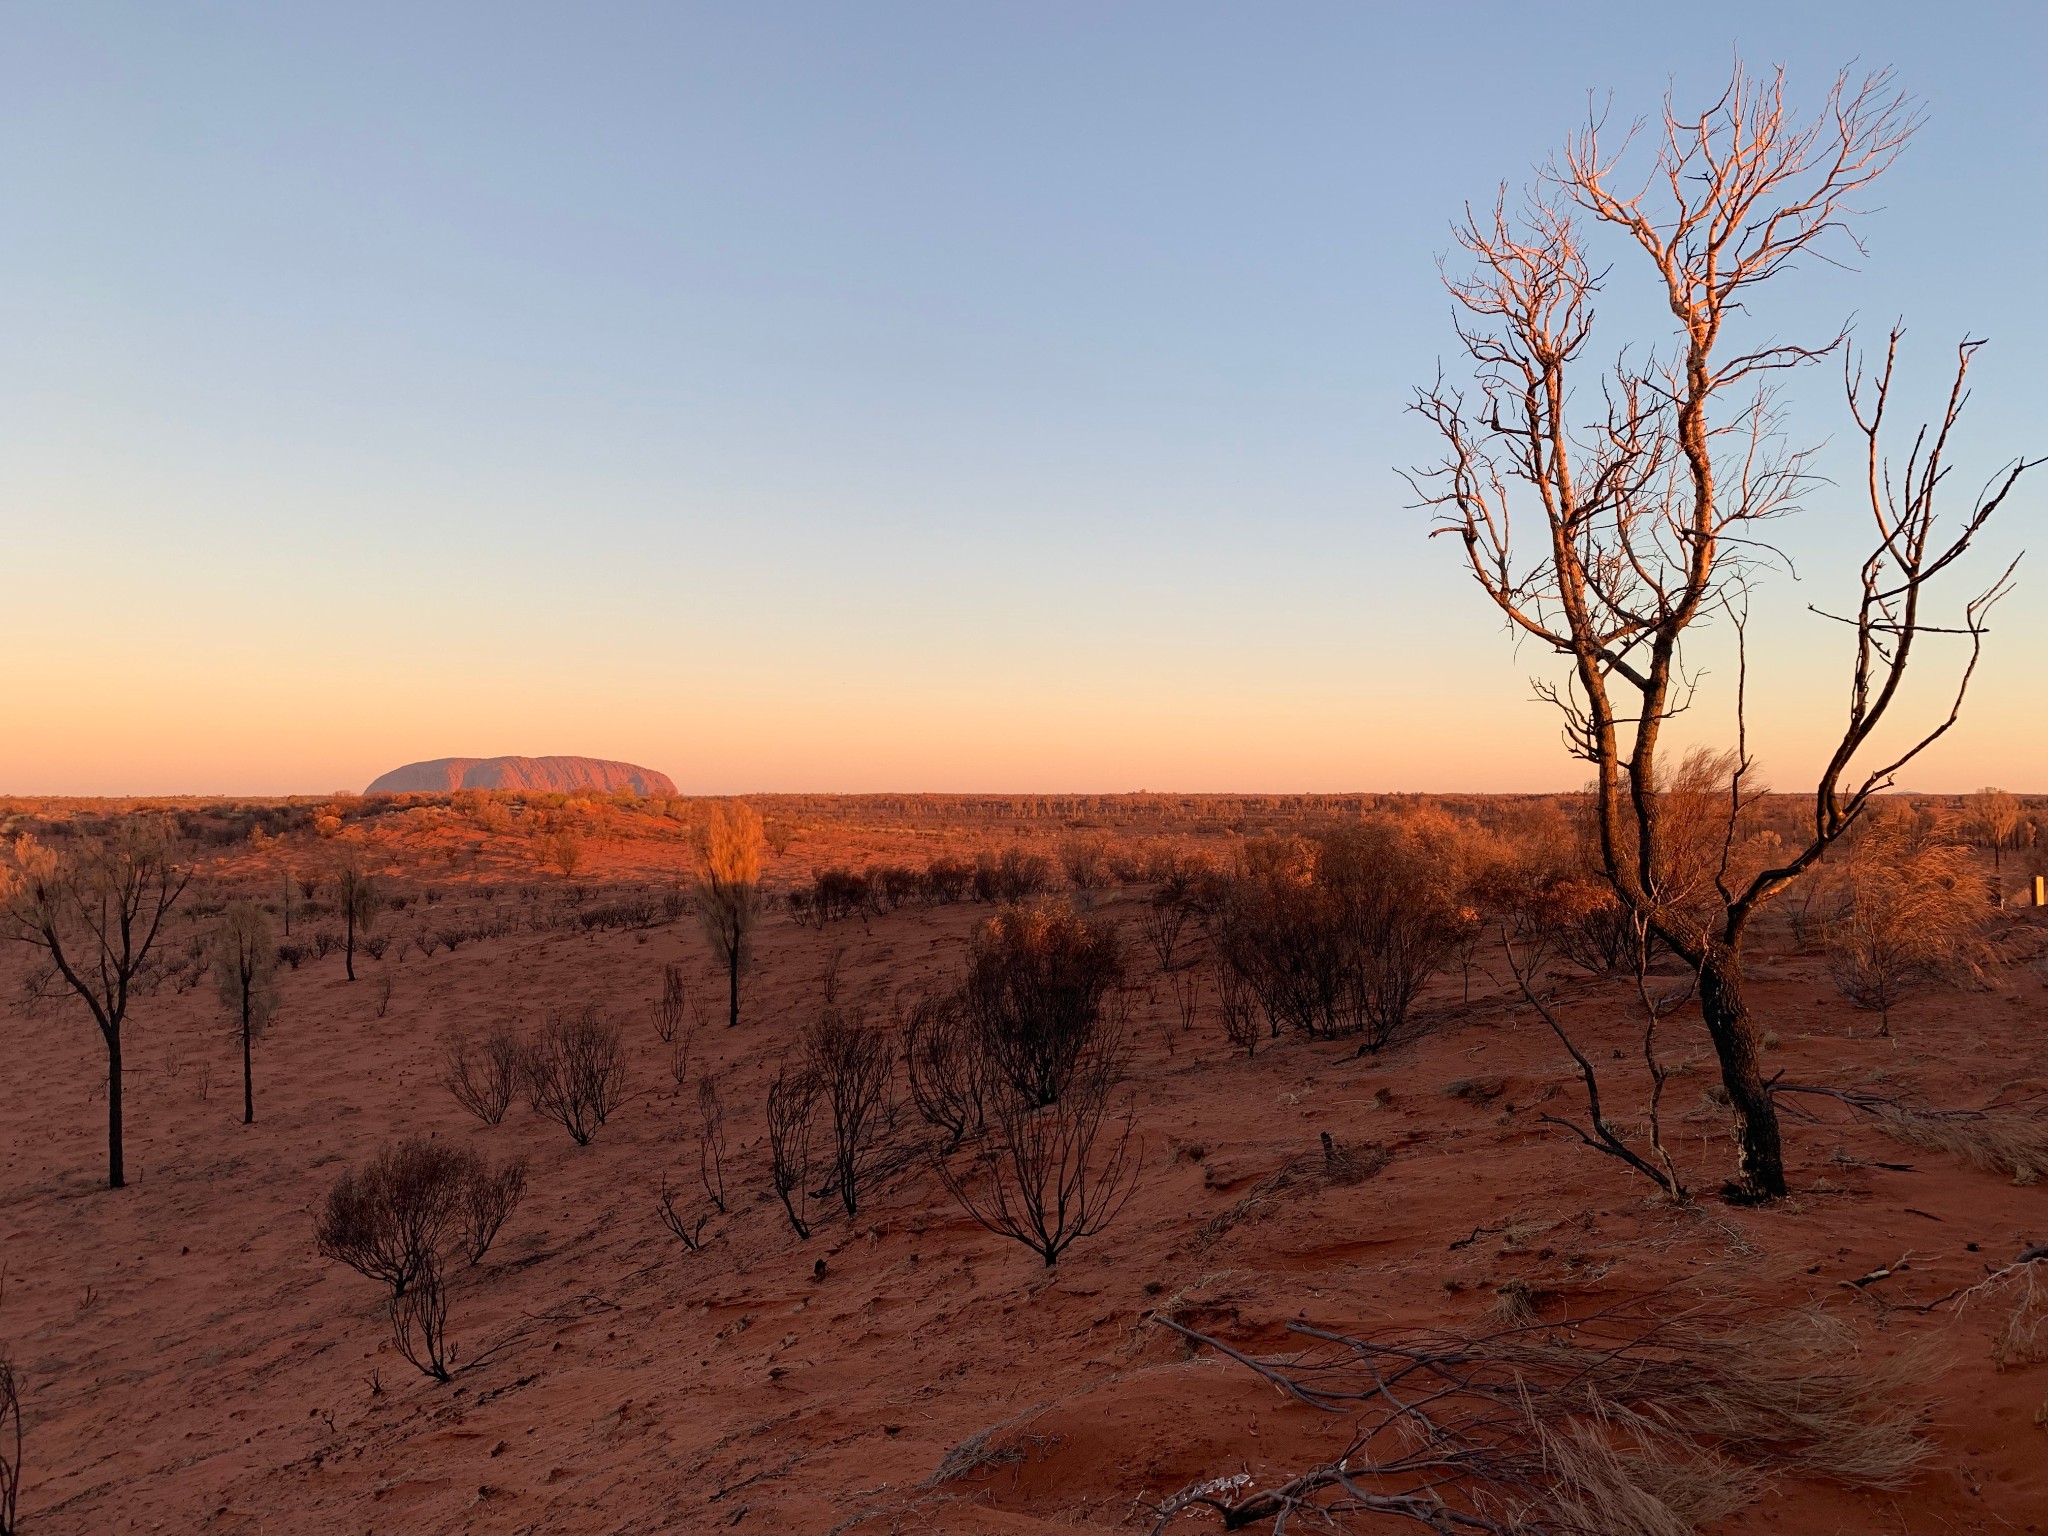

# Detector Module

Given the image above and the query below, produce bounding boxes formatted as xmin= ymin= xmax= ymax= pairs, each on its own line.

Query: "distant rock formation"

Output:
xmin=365 ymin=756 xmax=677 ymax=798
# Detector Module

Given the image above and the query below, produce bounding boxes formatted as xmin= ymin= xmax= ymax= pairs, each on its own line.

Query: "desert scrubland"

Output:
xmin=0 ymin=786 xmax=2044 ymax=1535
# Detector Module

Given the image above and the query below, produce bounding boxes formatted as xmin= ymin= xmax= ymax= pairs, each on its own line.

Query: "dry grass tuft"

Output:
xmin=1153 ymin=1302 xmax=1934 ymax=1535
xmin=1869 ymin=1104 xmax=2048 ymax=1186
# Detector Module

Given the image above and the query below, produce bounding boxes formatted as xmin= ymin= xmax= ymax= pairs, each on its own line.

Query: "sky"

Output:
xmin=1 ymin=1 xmax=2041 ymax=796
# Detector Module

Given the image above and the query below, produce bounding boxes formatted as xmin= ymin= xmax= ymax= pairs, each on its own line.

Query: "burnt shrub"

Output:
xmin=903 ymin=991 xmax=985 ymax=1152
xmin=521 ymin=1006 xmax=629 ymax=1145
xmin=962 ymin=902 xmax=1125 ymax=1108
xmin=443 ymin=1024 xmax=524 ymax=1125
xmin=313 ymin=1137 xmax=526 ymax=1381
xmin=803 ymin=1002 xmax=896 ymax=1217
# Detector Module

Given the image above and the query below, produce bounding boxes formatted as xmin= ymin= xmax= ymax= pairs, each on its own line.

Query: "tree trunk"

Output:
xmin=105 ymin=1027 xmax=125 ymax=1189
xmin=242 ymin=994 xmax=255 ymax=1125
xmin=1695 ymin=948 xmax=1786 ymax=1201
xmin=727 ymin=940 xmax=740 ymax=1029
xmin=345 ymin=907 xmax=357 ymax=982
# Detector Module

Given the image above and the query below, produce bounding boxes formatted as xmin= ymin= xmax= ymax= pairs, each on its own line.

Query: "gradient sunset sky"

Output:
xmin=3 ymin=2 xmax=2040 ymax=795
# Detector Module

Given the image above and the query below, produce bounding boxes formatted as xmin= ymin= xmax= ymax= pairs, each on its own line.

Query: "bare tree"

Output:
xmin=1414 ymin=64 xmax=2032 ymax=1200
xmin=962 ymin=902 xmax=1125 ymax=1108
xmin=1216 ymin=965 xmax=1261 ymax=1058
xmin=651 ymin=961 xmax=687 ymax=1043
xmin=314 ymin=1138 xmax=525 ymax=1382
xmin=695 ymin=800 xmax=764 ymax=1028
xmin=461 ymin=1156 xmax=527 ymax=1265
xmin=333 ymin=854 xmax=380 ymax=983
xmin=3 ymin=826 xmax=190 ymax=1188
xmin=213 ymin=900 xmax=280 ymax=1125
xmin=1141 ymin=885 xmax=1193 ymax=972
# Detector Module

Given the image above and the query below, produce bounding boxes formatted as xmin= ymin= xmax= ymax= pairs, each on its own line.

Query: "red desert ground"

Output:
xmin=0 ymin=777 xmax=2043 ymax=1533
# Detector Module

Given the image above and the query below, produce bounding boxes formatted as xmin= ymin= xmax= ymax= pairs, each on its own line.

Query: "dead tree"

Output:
xmin=212 ymin=899 xmax=280 ymax=1125
xmin=651 ymin=962 xmax=687 ymax=1043
xmin=655 ymin=1173 xmax=710 ymax=1251
xmin=1413 ymin=63 xmax=2033 ymax=1200
xmin=314 ymin=1138 xmax=525 ymax=1382
xmin=3 ymin=826 xmax=190 ymax=1188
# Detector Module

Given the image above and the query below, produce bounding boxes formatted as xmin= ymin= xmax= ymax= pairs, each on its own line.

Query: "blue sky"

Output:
xmin=2 ymin=2 xmax=2041 ymax=793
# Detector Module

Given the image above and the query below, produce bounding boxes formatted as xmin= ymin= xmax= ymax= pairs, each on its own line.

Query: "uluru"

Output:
xmin=364 ymin=754 xmax=676 ymax=797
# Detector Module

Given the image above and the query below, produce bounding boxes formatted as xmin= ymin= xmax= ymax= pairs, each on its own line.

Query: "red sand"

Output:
xmin=1 ymin=808 xmax=2043 ymax=1534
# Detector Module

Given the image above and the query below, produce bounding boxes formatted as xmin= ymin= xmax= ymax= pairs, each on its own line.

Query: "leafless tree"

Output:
xmin=521 ymin=1007 xmax=629 ymax=1145
xmin=3 ymin=825 xmax=190 ymax=1187
xmin=766 ymin=1064 xmax=822 ymax=1238
xmin=212 ymin=899 xmax=280 ymax=1125
xmin=695 ymin=800 xmax=764 ymax=1028
xmin=934 ymin=1063 xmax=1141 ymax=1268
xmin=655 ymin=1173 xmax=710 ymax=1251
xmin=804 ymin=1002 xmax=896 ymax=1217
xmin=1413 ymin=63 xmax=2033 ymax=1199
xmin=1141 ymin=887 xmax=1193 ymax=972
xmin=334 ymin=853 xmax=380 ymax=983
xmin=442 ymin=1024 xmax=523 ymax=1125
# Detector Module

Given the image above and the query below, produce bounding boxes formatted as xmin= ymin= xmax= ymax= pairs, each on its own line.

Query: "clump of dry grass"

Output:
xmin=1151 ymin=1302 xmax=1933 ymax=1536
xmin=1867 ymin=1103 xmax=2048 ymax=1186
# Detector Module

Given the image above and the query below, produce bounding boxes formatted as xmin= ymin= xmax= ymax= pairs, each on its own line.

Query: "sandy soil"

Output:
xmin=1 ymin=809 xmax=2043 ymax=1534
